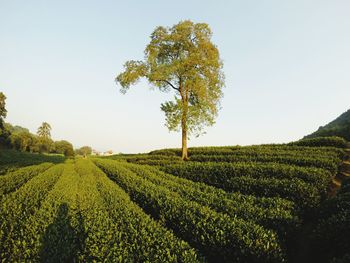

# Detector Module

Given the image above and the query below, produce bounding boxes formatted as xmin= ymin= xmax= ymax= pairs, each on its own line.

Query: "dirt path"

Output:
xmin=291 ymin=147 xmax=350 ymax=263
xmin=329 ymin=148 xmax=350 ymax=196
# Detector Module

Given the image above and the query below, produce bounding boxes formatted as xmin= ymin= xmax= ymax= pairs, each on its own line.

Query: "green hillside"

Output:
xmin=305 ymin=109 xmax=350 ymax=141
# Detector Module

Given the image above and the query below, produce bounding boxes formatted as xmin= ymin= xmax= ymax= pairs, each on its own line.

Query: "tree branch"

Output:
xmin=155 ymin=80 xmax=180 ymax=91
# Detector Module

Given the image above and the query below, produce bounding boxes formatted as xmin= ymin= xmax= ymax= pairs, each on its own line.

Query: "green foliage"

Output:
xmin=0 ymin=164 xmax=65 ymax=260
xmin=308 ymin=182 xmax=350 ymax=263
xmin=189 ymin=154 xmax=340 ymax=174
xmin=0 ymin=163 xmax=53 ymax=196
xmin=9 ymin=130 xmax=38 ymax=152
xmin=289 ymin=136 xmax=348 ymax=148
xmin=53 ymin=140 xmax=74 ymax=157
xmin=116 ymin=20 xmax=225 ymax=159
xmin=2 ymin=120 xmax=74 ymax=155
xmin=0 ymin=92 xmax=7 ymax=121
xmin=150 ymin=144 xmax=346 ymax=159
xmin=75 ymin=146 xmax=92 ymax=157
xmin=0 ymin=141 xmax=347 ymax=262
xmin=0 ymin=160 xmax=200 ymax=262
xmin=37 ymin=122 xmax=52 ymax=139
xmin=109 ymin=161 xmax=300 ymax=239
xmin=161 ymin=162 xmax=333 ymax=204
xmin=94 ymin=158 xmax=286 ymax=263
xmin=0 ymin=149 xmax=65 ymax=175
xmin=305 ymin=109 xmax=350 ymax=141
xmin=0 ymin=92 xmax=9 ymax=146
xmin=161 ymin=162 xmax=332 ymax=193
xmin=75 ymin=160 xmax=200 ymax=262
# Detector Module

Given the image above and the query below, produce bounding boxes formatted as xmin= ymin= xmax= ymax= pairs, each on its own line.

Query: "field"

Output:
xmin=0 ymin=137 xmax=349 ymax=262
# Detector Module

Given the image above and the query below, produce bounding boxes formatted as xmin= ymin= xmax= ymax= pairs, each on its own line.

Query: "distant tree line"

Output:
xmin=0 ymin=92 xmax=75 ymax=157
xmin=1 ymin=122 xmax=75 ymax=157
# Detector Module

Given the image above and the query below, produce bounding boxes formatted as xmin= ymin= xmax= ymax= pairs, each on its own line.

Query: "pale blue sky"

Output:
xmin=1 ymin=0 xmax=349 ymax=153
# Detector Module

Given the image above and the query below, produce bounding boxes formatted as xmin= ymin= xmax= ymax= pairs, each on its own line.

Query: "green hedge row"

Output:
xmin=0 ymin=164 xmax=64 ymax=260
xmin=188 ymin=154 xmax=340 ymax=174
xmin=10 ymin=162 xmax=83 ymax=261
xmin=94 ymin=159 xmax=286 ymax=263
xmin=75 ymin=159 xmax=200 ymax=262
xmin=149 ymin=144 xmax=346 ymax=159
xmin=0 ymin=150 xmax=65 ymax=166
xmin=160 ymin=162 xmax=324 ymax=209
xmin=289 ymin=136 xmax=348 ymax=148
xmin=127 ymin=159 xmax=182 ymax=166
xmin=0 ymin=161 xmax=200 ymax=262
xmin=308 ymin=178 xmax=350 ymax=263
xmin=161 ymin=162 xmax=333 ymax=196
xmin=0 ymin=163 xmax=53 ymax=197
xmin=114 ymin=161 xmax=299 ymax=239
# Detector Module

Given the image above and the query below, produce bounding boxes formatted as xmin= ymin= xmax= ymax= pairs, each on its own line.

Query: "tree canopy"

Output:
xmin=0 ymin=92 xmax=7 ymax=122
xmin=37 ymin=122 xmax=52 ymax=139
xmin=116 ymin=20 xmax=224 ymax=159
xmin=76 ymin=146 xmax=92 ymax=157
xmin=0 ymin=92 xmax=9 ymax=146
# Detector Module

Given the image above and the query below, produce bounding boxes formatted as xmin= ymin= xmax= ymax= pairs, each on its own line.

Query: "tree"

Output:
xmin=54 ymin=140 xmax=75 ymax=157
xmin=37 ymin=122 xmax=52 ymax=138
xmin=36 ymin=122 xmax=52 ymax=153
xmin=0 ymin=92 xmax=9 ymax=147
xmin=10 ymin=131 xmax=36 ymax=152
xmin=116 ymin=20 xmax=224 ymax=160
xmin=0 ymin=92 xmax=7 ymax=125
xmin=76 ymin=146 xmax=92 ymax=158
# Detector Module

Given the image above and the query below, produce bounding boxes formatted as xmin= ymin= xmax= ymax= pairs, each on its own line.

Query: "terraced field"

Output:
xmin=0 ymin=137 xmax=349 ymax=262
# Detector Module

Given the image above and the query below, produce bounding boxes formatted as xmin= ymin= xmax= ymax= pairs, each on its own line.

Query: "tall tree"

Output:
xmin=0 ymin=92 xmax=7 ymax=128
xmin=116 ymin=20 xmax=224 ymax=160
xmin=54 ymin=140 xmax=75 ymax=157
xmin=37 ymin=122 xmax=52 ymax=139
xmin=0 ymin=92 xmax=10 ymax=146
xmin=76 ymin=146 xmax=92 ymax=158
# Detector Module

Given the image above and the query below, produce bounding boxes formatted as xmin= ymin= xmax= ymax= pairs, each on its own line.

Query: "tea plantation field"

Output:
xmin=1 ymin=137 xmax=349 ymax=262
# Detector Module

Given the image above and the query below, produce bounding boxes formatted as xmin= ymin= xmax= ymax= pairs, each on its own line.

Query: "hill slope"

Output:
xmin=305 ymin=109 xmax=350 ymax=141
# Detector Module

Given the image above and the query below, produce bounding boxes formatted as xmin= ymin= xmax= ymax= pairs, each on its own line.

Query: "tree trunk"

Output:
xmin=181 ymin=116 xmax=188 ymax=160
xmin=181 ymin=85 xmax=189 ymax=161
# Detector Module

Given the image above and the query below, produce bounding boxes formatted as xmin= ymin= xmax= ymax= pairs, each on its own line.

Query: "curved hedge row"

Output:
xmin=94 ymin=159 xmax=286 ymax=263
xmin=161 ymin=162 xmax=332 ymax=196
xmin=289 ymin=136 xmax=348 ymax=148
xmin=0 ymin=150 xmax=65 ymax=175
xmin=10 ymin=162 xmax=82 ymax=261
xmin=109 ymin=161 xmax=299 ymax=239
xmin=0 ymin=163 xmax=53 ymax=197
xmin=149 ymin=144 xmax=346 ymax=159
xmin=189 ymin=154 xmax=340 ymax=174
xmin=159 ymin=162 xmax=323 ymax=209
xmin=0 ymin=164 xmax=65 ymax=259
xmin=75 ymin=159 xmax=200 ymax=262
xmin=0 ymin=161 xmax=200 ymax=262
xmin=308 ymin=179 xmax=350 ymax=263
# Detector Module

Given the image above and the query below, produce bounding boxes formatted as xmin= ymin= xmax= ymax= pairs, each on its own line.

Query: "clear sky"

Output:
xmin=1 ymin=0 xmax=349 ymax=153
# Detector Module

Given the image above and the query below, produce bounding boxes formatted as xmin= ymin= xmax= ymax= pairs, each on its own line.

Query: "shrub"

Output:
xmin=94 ymin=159 xmax=287 ymax=263
xmin=289 ymin=136 xmax=348 ymax=148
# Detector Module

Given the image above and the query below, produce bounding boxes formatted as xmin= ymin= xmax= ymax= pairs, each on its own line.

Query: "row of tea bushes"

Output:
xmin=0 ymin=164 xmax=65 ymax=260
xmin=94 ymin=158 xmax=287 ymax=263
xmin=289 ymin=136 xmax=348 ymax=148
xmin=0 ymin=163 xmax=53 ymax=197
xmin=75 ymin=159 xmax=200 ymax=262
xmin=8 ymin=162 xmax=82 ymax=261
xmin=308 ymin=179 xmax=350 ymax=263
xmin=113 ymin=161 xmax=300 ymax=239
xmin=188 ymin=154 xmax=340 ymax=174
xmin=0 ymin=161 xmax=200 ymax=262
xmin=161 ymin=162 xmax=333 ymax=197
xmin=0 ymin=150 xmax=65 ymax=175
